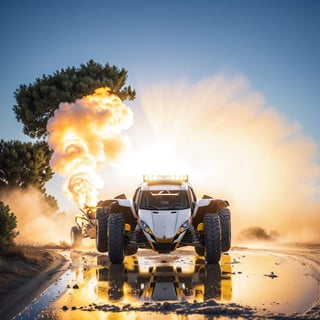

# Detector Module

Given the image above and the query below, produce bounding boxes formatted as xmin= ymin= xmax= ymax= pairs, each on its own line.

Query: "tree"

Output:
xmin=0 ymin=201 xmax=17 ymax=255
xmin=13 ymin=60 xmax=136 ymax=139
xmin=0 ymin=140 xmax=53 ymax=190
xmin=0 ymin=140 xmax=57 ymax=211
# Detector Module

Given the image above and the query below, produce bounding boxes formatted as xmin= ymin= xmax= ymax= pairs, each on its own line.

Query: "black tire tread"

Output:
xmin=108 ymin=213 xmax=124 ymax=264
xmin=204 ymin=214 xmax=222 ymax=264
xmin=96 ymin=207 xmax=109 ymax=252
xmin=218 ymin=208 xmax=231 ymax=252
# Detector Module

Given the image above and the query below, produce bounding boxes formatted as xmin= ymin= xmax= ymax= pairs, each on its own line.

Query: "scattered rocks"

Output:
xmin=231 ymin=259 xmax=238 ymax=264
xmin=264 ymin=271 xmax=278 ymax=278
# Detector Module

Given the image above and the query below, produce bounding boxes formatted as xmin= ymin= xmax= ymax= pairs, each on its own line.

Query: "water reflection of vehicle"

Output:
xmin=95 ymin=253 xmax=232 ymax=302
xmin=96 ymin=264 xmax=126 ymax=301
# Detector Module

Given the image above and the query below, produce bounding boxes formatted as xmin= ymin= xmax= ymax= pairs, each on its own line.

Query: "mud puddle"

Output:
xmin=14 ymin=246 xmax=320 ymax=319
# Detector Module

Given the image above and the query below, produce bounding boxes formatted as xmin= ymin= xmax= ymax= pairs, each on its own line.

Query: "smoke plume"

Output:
xmin=47 ymin=87 xmax=133 ymax=208
xmin=130 ymin=74 xmax=320 ymax=242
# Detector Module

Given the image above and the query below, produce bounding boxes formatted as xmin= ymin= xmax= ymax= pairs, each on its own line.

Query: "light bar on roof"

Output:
xmin=143 ymin=174 xmax=188 ymax=183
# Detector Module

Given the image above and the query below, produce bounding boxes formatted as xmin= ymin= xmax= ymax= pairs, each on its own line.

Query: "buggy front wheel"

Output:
xmin=204 ymin=214 xmax=222 ymax=264
xmin=218 ymin=208 xmax=231 ymax=252
xmin=108 ymin=213 xmax=125 ymax=264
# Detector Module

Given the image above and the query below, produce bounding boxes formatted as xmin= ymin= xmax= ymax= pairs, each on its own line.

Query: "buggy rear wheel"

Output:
xmin=96 ymin=207 xmax=109 ymax=252
xmin=70 ymin=225 xmax=82 ymax=248
xmin=204 ymin=214 xmax=222 ymax=264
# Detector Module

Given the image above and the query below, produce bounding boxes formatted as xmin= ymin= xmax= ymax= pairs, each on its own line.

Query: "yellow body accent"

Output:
xmin=124 ymin=256 xmax=137 ymax=271
xmin=155 ymin=237 xmax=173 ymax=243
xmin=125 ymin=223 xmax=131 ymax=231
xmin=197 ymin=223 xmax=204 ymax=231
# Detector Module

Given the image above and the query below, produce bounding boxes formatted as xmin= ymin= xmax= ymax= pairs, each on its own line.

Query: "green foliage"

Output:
xmin=13 ymin=60 xmax=136 ymax=139
xmin=0 ymin=139 xmax=58 ymax=213
xmin=0 ymin=140 xmax=53 ymax=191
xmin=0 ymin=201 xmax=17 ymax=255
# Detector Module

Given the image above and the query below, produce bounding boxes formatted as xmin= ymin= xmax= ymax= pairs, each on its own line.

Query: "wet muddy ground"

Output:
xmin=13 ymin=244 xmax=320 ymax=319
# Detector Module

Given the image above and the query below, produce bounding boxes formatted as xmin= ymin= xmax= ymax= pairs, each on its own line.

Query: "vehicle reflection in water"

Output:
xmin=94 ymin=253 xmax=232 ymax=304
xmin=39 ymin=251 xmax=233 ymax=320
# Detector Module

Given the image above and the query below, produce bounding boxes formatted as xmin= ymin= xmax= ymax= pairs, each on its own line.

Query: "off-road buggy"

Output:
xmin=70 ymin=175 xmax=231 ymax=264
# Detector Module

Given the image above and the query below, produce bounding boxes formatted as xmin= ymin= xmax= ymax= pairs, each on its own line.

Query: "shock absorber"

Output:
xmin=130 ymin=223 xmax=141 ymax=245
xmin=188 ymin=223 xmax=200 ymax=244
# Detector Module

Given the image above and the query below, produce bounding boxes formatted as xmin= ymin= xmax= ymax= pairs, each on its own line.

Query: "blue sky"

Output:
xmin=0 ymin=0 xmax=319 ymax=218
xmin=1 ymin=0 xmax=320 ymax=238
xmin=0 ymin=0 xmax=319 ymax=144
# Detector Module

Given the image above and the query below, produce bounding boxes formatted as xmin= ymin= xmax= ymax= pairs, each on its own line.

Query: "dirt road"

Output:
xmin=12 ymin=243 xmax=320 ymax=319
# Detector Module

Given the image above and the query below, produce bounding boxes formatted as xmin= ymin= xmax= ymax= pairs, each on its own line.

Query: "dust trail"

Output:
xmin=0 ymin=187 xmax=71 ymax=244
xmin=126 ymin=74 xmax=320 ymax=242
xmin=47 ymin=87 xmax=133 ymax=208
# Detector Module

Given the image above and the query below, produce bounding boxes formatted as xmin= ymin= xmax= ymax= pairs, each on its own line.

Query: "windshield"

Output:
xmin=139 ymin=190 xmax=190 ymax=210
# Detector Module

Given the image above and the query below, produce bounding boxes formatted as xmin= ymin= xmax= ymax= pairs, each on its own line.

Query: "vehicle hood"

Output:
xmin=139 ymin=209 xmax=191 ymax=240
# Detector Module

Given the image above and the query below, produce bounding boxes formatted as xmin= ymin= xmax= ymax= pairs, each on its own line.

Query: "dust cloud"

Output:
xmin=18 ymin=75 xmax=319 ymax=245
xmin=131 ymin=74 xmax=320 ymax=242
xmin=0 ymin=187 xmax=72 ymax=245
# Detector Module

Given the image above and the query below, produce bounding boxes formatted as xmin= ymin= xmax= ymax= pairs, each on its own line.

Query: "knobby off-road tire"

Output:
xmin=70 ymin=225 xmax=82 ymax=248
xmin=108 ymin=213 xmax=125 ymax=264
xmin=218 ymin=207 xmax=231 ymax=252
xmin=204 ymin=214 xmax=222 ymax=264
xmin=96 ymin=207 xmax=109 ymax=252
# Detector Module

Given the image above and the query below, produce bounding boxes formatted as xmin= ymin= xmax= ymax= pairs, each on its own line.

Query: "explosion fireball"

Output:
xmin=47 ymin=87 xmax=133 ymax=208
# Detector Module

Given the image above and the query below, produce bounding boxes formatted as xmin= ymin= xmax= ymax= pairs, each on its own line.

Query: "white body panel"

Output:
xmin=139 ymin=209 xmax=191 ymax=240
xmin=116 ymin=199 xmax=138 ymax=218
xmin=117 ymin=199 xmax=134 ymax=207
xmin=192 ymin=199 xmax=211 ymax=218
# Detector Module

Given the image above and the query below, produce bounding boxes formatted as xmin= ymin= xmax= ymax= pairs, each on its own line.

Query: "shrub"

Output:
xmin=0 ymin=201 xmax=17 ymax=255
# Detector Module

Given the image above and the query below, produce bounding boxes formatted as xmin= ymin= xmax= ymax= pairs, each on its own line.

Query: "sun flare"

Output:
xmin=46 ymin=76 xmax=320 ymax=242
xmin=119 ymin=139 xmax=191 ymax=178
